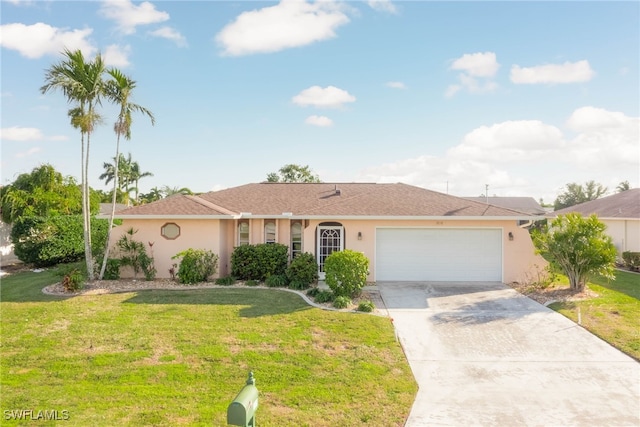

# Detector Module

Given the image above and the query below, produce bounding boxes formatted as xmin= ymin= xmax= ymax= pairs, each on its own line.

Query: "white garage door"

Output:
xmin=376 ymin=228 xmax=502 ymax=281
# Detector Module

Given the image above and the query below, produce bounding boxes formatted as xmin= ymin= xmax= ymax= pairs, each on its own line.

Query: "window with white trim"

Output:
xmin=265 ymin=221 xmax=276 ymax=243
xmin=291 ymin=222 xmax=302 ymax=258
xmin=238 ymin=221 xmax=249 ymax=246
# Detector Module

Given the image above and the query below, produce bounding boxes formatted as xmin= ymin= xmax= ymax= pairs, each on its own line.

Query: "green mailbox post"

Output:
xmin=227 ymin=372 xmax=259 ymax=427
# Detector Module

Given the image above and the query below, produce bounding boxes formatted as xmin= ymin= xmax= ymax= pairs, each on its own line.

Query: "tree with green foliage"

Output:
xmin=617 ymin=181 xmax=630 ymax=193
xmin=11 ymin=215 xmax=107 ymax=267
xmin=0 ymin=164 xmax=99 ymax=223
xmin=99 ymin=69 xmax=154 ymax=280
xmin=532 ymin=213 xmax=616 ymax=292
xmin=41 ymin=49 xmax=107 ymax=280
xmin=554 ymin=181 xmax=607 ymax=210
xmin=266 ymin=164 xmax=321 ymax=183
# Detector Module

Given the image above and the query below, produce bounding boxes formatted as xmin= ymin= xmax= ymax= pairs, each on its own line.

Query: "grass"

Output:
xmin=0 ymin=270 xmax=416 ymax=426
xmin=548 ymin=269 xmax=640 ymax=361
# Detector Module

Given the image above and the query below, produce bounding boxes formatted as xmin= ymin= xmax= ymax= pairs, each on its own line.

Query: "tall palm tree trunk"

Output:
xmin=99 ymin=134 xmax=122 ymax=280
xmin=80 ymin=132 xmax=93 ymax=280
xmin=84 ymin=127 xmax=94 ymax=281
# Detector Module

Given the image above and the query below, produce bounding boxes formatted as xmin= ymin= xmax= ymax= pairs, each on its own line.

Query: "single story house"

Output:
xmin=110 ymin=182 xmax=546 ymax=283
xmin=553 ymin=188 xmax=640 ymax=253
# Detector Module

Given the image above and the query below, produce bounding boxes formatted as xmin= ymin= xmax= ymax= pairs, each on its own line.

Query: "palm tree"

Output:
xmin=129 ymin=160 xmax=154 ymax=203
xmin=161 ymin=186 xmax=194 ymax=196
xmin=41 ymin=49 xmax=106 ymax=281
xmin=99 ymin=70 xmax=155 ymax=280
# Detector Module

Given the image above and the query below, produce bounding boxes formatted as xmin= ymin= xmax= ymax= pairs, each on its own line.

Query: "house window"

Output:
xmin=265 ymin=221 xmax=276 ymax=243
xmin=161 ymin=222 xmax=180 ymax=240
xmin=291 ymin=222 xmax=302 ymax=258
xmin=238 ymin=221 xmax=249 ymax=245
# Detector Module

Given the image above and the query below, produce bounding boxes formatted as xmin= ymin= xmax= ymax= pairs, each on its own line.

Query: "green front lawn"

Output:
xmin=548 ymin=269 xmax=640 ymax=361
xmin=0 ymin=271 xmax=417 ymax=426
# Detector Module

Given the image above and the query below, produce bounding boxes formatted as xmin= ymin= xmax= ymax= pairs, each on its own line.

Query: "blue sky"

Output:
xmin=1 ymin=0 xmax=638 ymax=203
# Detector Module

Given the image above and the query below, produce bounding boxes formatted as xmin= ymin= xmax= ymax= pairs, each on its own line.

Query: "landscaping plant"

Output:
xmin=324 ymin=249 xmax=370 ymax=298
xmin=172 ymin=248 xmax=219 ymax=284
xmin=116 ymin=228 xmax=156 ymax=280
xmin=231 ymin=243 xmax=288 ymax=281
xmin=286 ymin=252 xmax=318 ymax=289
xmin=532 ymin=213 xmax=617 ymax=291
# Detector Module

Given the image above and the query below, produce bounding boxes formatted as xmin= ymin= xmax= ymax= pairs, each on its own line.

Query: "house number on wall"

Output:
xmin=435 ymin=221 xmax=444 ymax=225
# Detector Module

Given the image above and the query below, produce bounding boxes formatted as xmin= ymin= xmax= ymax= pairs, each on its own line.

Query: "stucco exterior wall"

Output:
xmin=603 ymin=219 xmax=640 ymax=254
xmin=111 ymin=219 xmax=223 ymax=279
xmin=114 ymin=217 xmax=546 ymax=283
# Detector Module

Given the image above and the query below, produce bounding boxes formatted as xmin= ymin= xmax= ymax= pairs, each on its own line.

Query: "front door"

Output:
xmin=317 ymin=225 xmax=344 ymax=279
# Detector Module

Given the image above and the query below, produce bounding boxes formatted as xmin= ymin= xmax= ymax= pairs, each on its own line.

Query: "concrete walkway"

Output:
xmin=378 ymin=282 xmax=640 ymax=427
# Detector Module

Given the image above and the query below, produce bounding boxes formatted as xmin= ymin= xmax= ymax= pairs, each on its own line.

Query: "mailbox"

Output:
xmin=227 ymin=372 xmax=259 ymax=427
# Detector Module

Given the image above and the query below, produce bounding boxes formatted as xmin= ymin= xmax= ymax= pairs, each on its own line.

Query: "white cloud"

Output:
xmin=16 ymin=147 xmax=41 ymax=158
xmin=367 ymin=0 xmax=398 ymax=14
xmin=292 ymin=85 xmax=356 ymax=108
xmin=215 ymin=0 xmax=350 ymax=56
xmin=446 ymin=52 xmax=499 ymax=97
xmin=510 ymin=60 xmax=595 ymax=84
xmin=386 ymin=81 xmax=406 ymax=90
xmin=0 ymin=22 xmax=96 ymax=58
xmin=1 ymin=126 xmax=44 ymax=141
xmin=566 ymin=106 xmax=634 ymax=132
xmin=450 ymin=52 xmax=500 ymax=77
xmin=103 ymin=44 xmax=131 ymax=67
xmin=100 ymin=0 xmax=169 ymax=35
xmin=356 ymin=107 xmax=638 ymax=201
xmin=305 ymin=115 xmax=333 ymax=127
xmin=149 ymin=26 xmax=188 ymax=47
xmin=448 ymin=120 xmax=565 ymax=162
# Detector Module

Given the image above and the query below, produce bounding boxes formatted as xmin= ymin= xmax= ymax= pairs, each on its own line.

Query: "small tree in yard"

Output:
xmin=532 ymin=213 xmax=616 ymax=292
xmin=324 ymin=250 xmax=369 ymax=298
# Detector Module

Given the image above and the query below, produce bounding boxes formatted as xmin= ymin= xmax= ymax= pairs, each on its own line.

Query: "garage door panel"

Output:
xmin=376 ymin=228 xmax=502 ymax=281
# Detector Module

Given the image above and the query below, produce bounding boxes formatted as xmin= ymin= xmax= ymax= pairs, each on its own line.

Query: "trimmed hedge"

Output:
xmin=172 ymin=248 xmax=219 ymax=284
xmin=231 ymin=243 xmax=288 ymax=281
xmin=286 ymin=252 xmax=318 ymax=289
xmin=11 ymin=215 xmax=107 ymax=267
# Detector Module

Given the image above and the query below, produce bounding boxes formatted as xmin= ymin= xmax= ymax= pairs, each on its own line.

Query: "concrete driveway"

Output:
xmin=377 ymin=282 xmax=640 ymax=427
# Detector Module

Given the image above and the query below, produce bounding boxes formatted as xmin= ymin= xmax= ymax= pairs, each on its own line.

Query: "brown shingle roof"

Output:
xmin=464 ymin=197 xmax=546 ymax=215
xmin=116 ymin=182 xmax=532 ymax=218
xmin=553 ymin=188 xmax=640 ymax=219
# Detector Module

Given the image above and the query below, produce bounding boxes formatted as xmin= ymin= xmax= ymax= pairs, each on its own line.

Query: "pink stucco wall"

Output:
xmin=113 ymin=217 xmax=546 ymax=284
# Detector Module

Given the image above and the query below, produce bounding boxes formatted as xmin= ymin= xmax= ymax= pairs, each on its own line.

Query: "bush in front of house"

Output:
xmin=115 ymin=228 xmax=156 ymax=280
xmin=56 ymin=263 xmax=86 ymax=292
xmin=11 ymin=215 xmax=107 ymax=267
xmin=172 ymin=248 xmax=219 ymax=284
xmin=286 ymin=252 xmax=318 ymax=290
xmin=215 ymin=276 xmax=236 ymax=286
xmin=357 ymin=300 xmax=375 ymax=313
xmin=313 ymin=290 xmax=334 ymax=304
xmin=231 ymin=243 xmax=289 ymax=281
xmin=324 ymin=249 xmax=370 ymax=298
xmin=622 ymin=251 xmax=640 ymax=271
xmin=333 ymin=295 xmax=351 ymax=309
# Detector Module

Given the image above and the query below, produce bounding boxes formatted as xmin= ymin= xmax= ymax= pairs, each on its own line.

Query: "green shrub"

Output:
xmin=103 ymin=258 xmax=121 ymax=280
xmin=306 ymin=288 xmax=320 ymax=297
xmin=289 ymin=279 xmax=311 ymax=290
xmin=115 ymin=228 xmax=156 ymax=280
xmin=11 ymin=215 xmax=107 ymax=267
xmin=286 ymin=252 xmax=318 ymax=288
xmin=265 ymin=274 xmax=288 ymax=288
xmin=231 ymin=243 xmax=289 ymax=281
xmin=56 ymin=264 xmax=85 ymax=292
xmin=357 ymin=300 xmax=375 ymax=313
xmin=333 ymin=295 xmax=351 ymax=309
xmin=245 ymin=279 xmax=259 ymax=287
xmin=215 ymin=276 xmax=236 ymax=286
xmin=314 ymin=290 xmax=334 ymax=304
xmin=324 ymin=250 xmax=370 ymax=298
xmin=172 ymin=248 xmax=219 ymax=284
xmin=622 ymin=251 xmax=640 ymax=271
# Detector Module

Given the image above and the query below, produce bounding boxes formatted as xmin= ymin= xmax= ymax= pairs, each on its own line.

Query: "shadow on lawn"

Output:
xmin=121 ymin=288 xmax=313 ymax=318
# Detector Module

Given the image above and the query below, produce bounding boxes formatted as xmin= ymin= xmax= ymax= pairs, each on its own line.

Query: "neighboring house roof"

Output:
xmin=464 ymin=197 xmax=546 ymax=215
xmin=115 ymin=182 xmax=533 ymax=219
xmin=552 ymin=189 xmax=640 ymax=219
xmin=99 ymin=203 xmax=128 ymax=216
